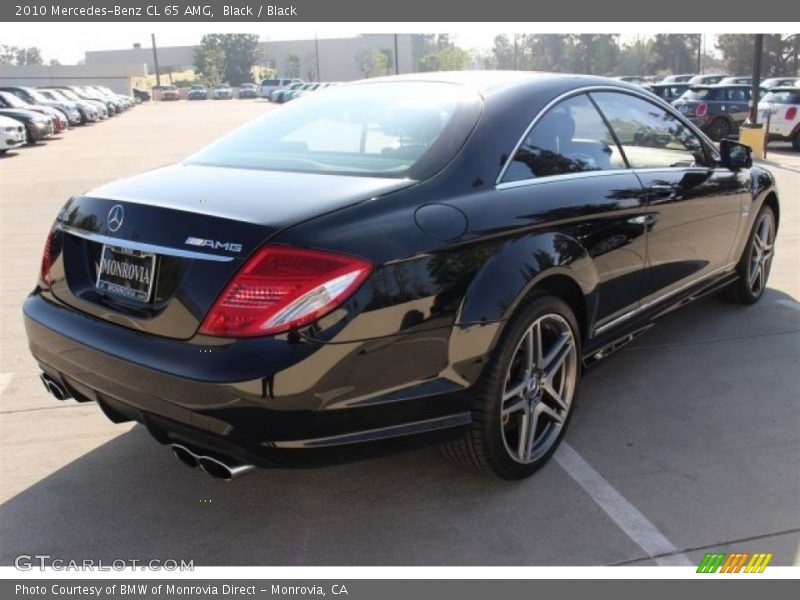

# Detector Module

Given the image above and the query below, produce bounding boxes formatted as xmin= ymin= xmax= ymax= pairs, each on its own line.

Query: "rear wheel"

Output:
xmin=707 ymin=118 xmax=731 ymax=141
xmin=443 ymin=295 xmax=580 ymax=479
xmin=792 ymin=130 xmax=800 ymax=152
xmin=720 ymin=205 xmax=775 ymax=304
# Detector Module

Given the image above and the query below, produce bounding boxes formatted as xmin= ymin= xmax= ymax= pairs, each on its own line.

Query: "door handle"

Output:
xmin=647 ymin=182 xmax=679 ymax=203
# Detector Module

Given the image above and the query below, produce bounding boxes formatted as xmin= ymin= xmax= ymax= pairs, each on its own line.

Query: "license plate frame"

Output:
xmin=96 ymin=245 xmax=156 ymax=303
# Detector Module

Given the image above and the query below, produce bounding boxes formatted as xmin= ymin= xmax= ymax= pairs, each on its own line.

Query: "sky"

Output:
xmin=2 ymin=23 xmax=783 ymax=65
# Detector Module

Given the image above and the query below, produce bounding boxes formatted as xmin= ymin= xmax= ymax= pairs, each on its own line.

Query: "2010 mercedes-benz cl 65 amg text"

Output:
xmin=24 ymin=72 xmax=779 ymax=480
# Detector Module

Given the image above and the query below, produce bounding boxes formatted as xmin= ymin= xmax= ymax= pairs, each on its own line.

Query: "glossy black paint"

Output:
xmin=24 ymin=72 xmax=780 ymax=466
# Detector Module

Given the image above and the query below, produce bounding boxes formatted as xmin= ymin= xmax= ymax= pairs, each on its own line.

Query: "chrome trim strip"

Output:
xmin=57 ymin=225 xmax=236 ymax=262
xmin=593 ymin=262 xmax=736 ymax=336
xmin=495 ymin=84 xmax=714 ymax=187
xmin=496 ymin=169 xmax=623 ymax=191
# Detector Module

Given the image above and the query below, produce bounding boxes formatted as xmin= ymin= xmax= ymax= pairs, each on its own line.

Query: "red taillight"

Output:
xmin=696 ymin=103 xmax=708 ymax=117
xmin=785 ymin=106 xmax=797 ymax=120
xmin=199 ymin=246 xmax=373 ymax=337
xmin=39 ymin=228 xmax=55 ymax=287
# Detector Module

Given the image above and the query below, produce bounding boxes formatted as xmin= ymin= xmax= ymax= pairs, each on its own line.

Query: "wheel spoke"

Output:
xmin=543 ymin=380 xmax=568 ymax=411
xmin=533 ymin=321 xmax=544 ymax=369
xmin=502 ymin=394 xmax=527 ymax=415
xmin=502 ymin=379 xmax=527 ymax=403
xmin=523 ymin=403 xmax=541 ymax=461
xmin=539 ymin=402 xmax=563 ymax=424
xmin=542 ymin=337 xmax=572 ymax=382
xmin=516 ymin=406 xmax=531 ymax=460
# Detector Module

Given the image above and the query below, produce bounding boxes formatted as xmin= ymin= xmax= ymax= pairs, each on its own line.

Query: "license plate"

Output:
xmin=677 ymin=104 xmax=688 ymax=114
xmin=96 ymin=245 xmax=156 ymax=302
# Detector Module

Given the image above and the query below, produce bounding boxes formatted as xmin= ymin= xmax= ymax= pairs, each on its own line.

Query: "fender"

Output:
xmin=445 ymin=231 xmax=597 ymax=380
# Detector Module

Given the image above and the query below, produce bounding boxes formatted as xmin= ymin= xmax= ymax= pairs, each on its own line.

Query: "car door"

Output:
xmin=723 ymin=87 xmax=751 ymax=126
xmin=498 ymin=92 xmax=649 ymax=325
xmin=590 ymin=91 xmax=746 ymax=300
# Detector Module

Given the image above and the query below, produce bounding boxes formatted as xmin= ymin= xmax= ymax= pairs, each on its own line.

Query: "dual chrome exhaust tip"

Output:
xmin=40 ymin=373 xmax=70 ymax=401
xmin=170 ymin=444 xmax=255 ymax=481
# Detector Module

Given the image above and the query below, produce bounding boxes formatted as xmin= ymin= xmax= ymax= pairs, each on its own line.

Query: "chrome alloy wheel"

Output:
xmin=749 ymin=211 xmax=775 ymax=296
xmin=500 ymin=314 xmax=578 ymax=464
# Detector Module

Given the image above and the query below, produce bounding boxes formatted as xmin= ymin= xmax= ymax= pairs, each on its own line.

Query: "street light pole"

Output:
xmin=750 ymin=34 xmax=764 ymax=125
xmin=151 ymin=33 xmax=161 ymax=87
xmin=394 ymin=33 xmax=400 ymax=75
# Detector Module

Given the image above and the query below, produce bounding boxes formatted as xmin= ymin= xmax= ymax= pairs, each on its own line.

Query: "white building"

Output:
xmin=84 ymin=35 xmax=415 ymax=82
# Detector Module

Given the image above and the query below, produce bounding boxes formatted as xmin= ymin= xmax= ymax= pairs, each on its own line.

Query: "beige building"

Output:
xmin=84 ymin=35 xmax=415 ymax=82
xmin=0 ymin=63 xmax=147 ymax=95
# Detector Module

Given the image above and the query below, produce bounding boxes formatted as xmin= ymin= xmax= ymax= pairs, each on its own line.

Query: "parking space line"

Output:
xmin=555 ymin=443 xmax=692 ymax=566
xmin=776 ymin=299 xmax=800 ymax=312
xmin=0 ymin=372 xmax=13 ymax=396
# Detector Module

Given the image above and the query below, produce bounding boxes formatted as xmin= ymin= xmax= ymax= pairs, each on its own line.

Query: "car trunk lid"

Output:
xmin=49 ymin=164 xmax=412 ymax=339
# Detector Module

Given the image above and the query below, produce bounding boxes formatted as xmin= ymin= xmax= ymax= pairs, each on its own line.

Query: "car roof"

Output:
xmin=346 ymin=71 xmax=645 ymax=97
xmin=768 ymin=86 xmax=800 ymax=92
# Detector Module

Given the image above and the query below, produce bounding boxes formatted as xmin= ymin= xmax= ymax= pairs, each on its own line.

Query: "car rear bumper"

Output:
xmin=23 ymin=292 xmax=470 ymax=466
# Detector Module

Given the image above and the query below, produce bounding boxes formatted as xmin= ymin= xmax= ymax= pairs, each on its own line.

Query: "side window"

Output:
xmin=592 ymin=92 xmax=707 ymax=169
xmin=502 ymin=94 xmax=626 ymax=182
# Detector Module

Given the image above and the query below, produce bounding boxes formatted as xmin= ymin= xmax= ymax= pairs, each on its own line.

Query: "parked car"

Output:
xmin=760 ymin=77 xmax=800 ymax=90
xmin=72 ymin=86 xmax=119 ymax=115
xmin=0 ymin=107 xmax=53 ymax=143
xmin=25 ymin=73 xmax=780 ymax=480
xmin=159 ymin=85 xmax=180 ymax=101
xmin=660 ymin=74 xmax=696 ymax=83
xmin=259 ymin=78 xmax=302 ymax=98
xmin=284 ymin=83 xmax=321 ymax=102
xmin=213 ymin=84 xmax=233 ymax=100
xmin=718 ymin=76 xmax=752 ymax=86
xmin=0 ymin=91 xmax=67 ymax=133
xmin=82 ymin=86 xmax=124 ymax=114
xmin=38 ymin=88 xmax=100 ymax=124
xmin=614 ymin=76 xmax=648 ymax=84
xmin=187 ymin=85 xmax=208 ymax=100
xmin=51 ymin=87 xmax=109 ymax=119
xmin=238 ymin=83 xmax=259 ymax=99
xmin=0 ymin=86 xmax=79 ymax=126
xmin=132 ymin=88 xmax=151 ymax=103
xmin=0 ymin=114 xmax=26 ymax=153
xmin=687 ymin=74 xmax=729 ymax=85
xmin=270 ymin=82 xmax=305 ymax=103
xmin=673 ymin=84 xmax=753 ymax=140
xmin=646 ymin=83 xmax=690 ymax=102
xmin=759 ymin=86 xmax=800 ymax=151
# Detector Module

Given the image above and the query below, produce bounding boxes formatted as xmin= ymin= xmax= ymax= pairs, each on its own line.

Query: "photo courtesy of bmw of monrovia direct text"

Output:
xmin=0 ymin=0 xmax=798 ymax=597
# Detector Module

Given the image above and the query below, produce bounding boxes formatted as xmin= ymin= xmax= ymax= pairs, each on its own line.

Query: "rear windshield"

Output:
xmin=261 ymin=80 xmax=280 ymax=86
xmin=186 ymin=82 xmax=482 ymax=179
xmin=762 ymin=90 xmax=800 ymax=104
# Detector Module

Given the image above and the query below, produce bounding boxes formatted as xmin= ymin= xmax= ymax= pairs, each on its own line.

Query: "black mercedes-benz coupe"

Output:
xmin=24 ymin=72 xmax=779 ymax=480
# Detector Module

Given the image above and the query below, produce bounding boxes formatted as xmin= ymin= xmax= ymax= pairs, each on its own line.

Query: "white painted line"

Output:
xmin=0 ymin=373 xmax=13 ymax=396
xmin=776 ymin=299 xmax=800 ymax=312
xmin=555 ymin=443 xmax=692 ymax=566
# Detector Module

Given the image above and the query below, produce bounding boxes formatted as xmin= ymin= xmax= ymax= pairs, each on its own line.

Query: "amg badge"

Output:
xmin=185 ymin=237 xmax=243 ymax=253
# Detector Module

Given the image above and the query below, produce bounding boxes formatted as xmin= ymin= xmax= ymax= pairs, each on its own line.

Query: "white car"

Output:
xmin=759 ymin=86 xmax=800 ymax=151
xmin=0 ymin=115 xmax=26 ymax=153
xmin=260 ymin=78 xmax=302 ymax=99
xmin=213 ymin=84 xmax=233 ymax=100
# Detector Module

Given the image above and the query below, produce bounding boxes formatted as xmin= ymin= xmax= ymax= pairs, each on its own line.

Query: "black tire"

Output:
xmin=792 ymin=130 xmax=800 ymax=152
xmin=442 ymin=294 xmax=581 ymax=479
xmin=707 ymin=118 xmax=732 ymax=142
xmin=719 ymin=204 xmax=776 ymax=305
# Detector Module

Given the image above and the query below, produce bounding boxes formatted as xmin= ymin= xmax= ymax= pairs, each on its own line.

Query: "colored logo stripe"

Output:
xmin=697 ymin=552 xmax=772 ymax=573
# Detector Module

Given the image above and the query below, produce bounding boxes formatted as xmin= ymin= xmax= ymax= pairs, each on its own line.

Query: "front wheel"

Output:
xmin=720 ymin=205 xmax=776 ymax=304
xmin=707 ymin=118 xmax=731 ymax=141
xmin=443 ymin=295 xmax=581 ymax=479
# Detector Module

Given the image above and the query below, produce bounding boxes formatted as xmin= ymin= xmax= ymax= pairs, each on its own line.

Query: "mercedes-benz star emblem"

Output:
xmin=107 ymin=205 xmax=124 ymax=232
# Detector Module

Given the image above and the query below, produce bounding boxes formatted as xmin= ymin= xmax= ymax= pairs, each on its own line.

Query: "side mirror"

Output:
xmin=719 ymin=139 xmax=752 ymax=170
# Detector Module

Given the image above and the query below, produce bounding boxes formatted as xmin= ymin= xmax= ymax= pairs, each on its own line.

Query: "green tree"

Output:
xmin=285 ymin=53 xmax=300 ymax=79
xmin=356 ymin=49 xmax=388 ymax=78
xmin=418 ymin=46 xmax=470 ymax=72
xmin=492 ymin=35 xmax=516 ymax=69
xmin=647 ymin=34 xmax=696 ymax=74
xmin=193 ymin=39 xmax=225 ymax=85
xmin=718 ymin=34 xmax=800 ymax=76
xmin=566 ymin=35 xmax=619 ymax=75
xmin=0 ymin=45 xmax=45 ymax=66
xmin=193 ymin=34 xmax=260 ymax=85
